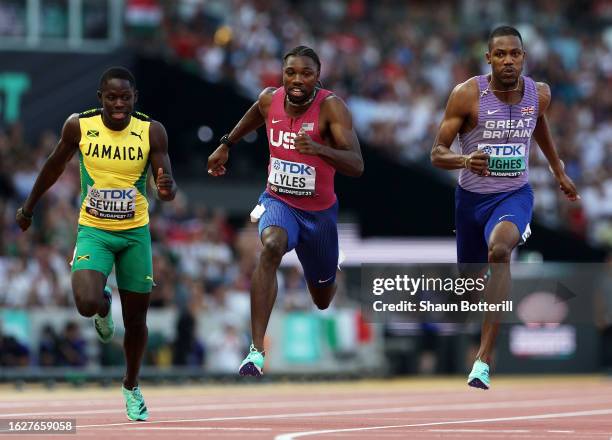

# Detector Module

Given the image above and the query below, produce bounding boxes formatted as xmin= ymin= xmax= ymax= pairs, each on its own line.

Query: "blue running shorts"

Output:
xmin=455 ymin=183 xmax=534 ymax=263
xmin=257 ymin=191 xmax=339 ymax=286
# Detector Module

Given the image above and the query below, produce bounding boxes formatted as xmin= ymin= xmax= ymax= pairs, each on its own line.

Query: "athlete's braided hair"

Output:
xmin=283 ymin=45 xmax=323 ymax=88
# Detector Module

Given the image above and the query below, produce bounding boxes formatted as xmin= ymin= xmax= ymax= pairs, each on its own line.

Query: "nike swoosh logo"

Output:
xmin=498 ymin=214 xmax=515 ymax=221
xmin=487 ymin=109 xmax=500 ymax=115
xmin=318 ymin=276 xmax=334 ymax=284
xmin=272 ymin=119 xmax=282 ymax=124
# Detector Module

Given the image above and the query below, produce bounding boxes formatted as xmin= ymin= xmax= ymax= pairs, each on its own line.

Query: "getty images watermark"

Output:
xmin=360 ymin=263 xmax=602 ymax=325
xmin=370 ymin=274 xmax=513 ymax=313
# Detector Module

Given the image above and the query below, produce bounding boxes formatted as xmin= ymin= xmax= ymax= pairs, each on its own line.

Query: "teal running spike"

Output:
xmin=122 ymin=386 xmax=149 ymax=421
xmin=239 ymin=344 xmax=265 ymax=376
xmin=467 ymin=359 xmax=490 ymax=390
xmin=93 ymin=286 xmax=114 ymax=343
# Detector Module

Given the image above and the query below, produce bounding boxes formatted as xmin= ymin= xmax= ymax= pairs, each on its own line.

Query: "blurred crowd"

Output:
xmin=1 ymin=0 xmax=610 ymax=243
xmin=123 ymin=0 xmax=612 ymax=246
xmin=0 ymin=123 xmax=347 ymax=369
xmin=0 ymin=0 xmax=611 ymax=370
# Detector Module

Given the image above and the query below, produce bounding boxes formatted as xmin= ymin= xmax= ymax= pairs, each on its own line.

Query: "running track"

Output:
xmin=0 ymin=376 xmax=611 ymax=439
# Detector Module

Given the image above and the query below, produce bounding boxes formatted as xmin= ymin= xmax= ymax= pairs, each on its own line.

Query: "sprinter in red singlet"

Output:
xmin=207 ymin=45 xmax=363 ymax=376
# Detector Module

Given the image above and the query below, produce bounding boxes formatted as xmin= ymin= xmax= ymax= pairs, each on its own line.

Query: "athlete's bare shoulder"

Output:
xmin=321 ymin=93 xmax=345 ymax=107
xmin=535 ymin=81 xmax=551 ymax=115
xmin=149 ymin=119 xmax=167 ymax=138
xmin=258 ymin=87 xmax=277 ymax=104
xmin=446 ymin=77 xmax=479 ymax=117
xmin=452 ymin=77 xmax=479 ymax=101
xmin=62 ymin=113 xmax=82 ymax=143
xmin=147 ymin=120 xmax=168 ymax=155
xmin=65 ymin=112 xmax=80 ymax=126
xmin=259 ymin=87 xmax=277 ymax=97
xmin=257 ymin=87 xmax=277 ymax=116
xmin=320 ymin=94 xmax=350 ymax=122
xmin=148 ymin=117 xmax=160 ymax=125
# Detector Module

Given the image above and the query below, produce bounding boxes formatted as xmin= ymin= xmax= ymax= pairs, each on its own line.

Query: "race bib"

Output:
xmin=478 ymin=143 xmax=526 ymax=177
xmin=268 ymin=158 xmax=316 ymax=197
xmin=85 ymin=186 xmax=136 ymax=219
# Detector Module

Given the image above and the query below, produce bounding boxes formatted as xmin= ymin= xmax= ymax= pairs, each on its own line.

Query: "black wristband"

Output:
xmin=20 ymin=207 xmax=33 ymax=219
xmin=220 ymin=134 xmax=234 ymax=148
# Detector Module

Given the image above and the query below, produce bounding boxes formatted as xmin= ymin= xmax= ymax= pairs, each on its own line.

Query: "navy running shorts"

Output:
xmin=455 ymin=183 xmax=534 ymax=263
xmin=257 ymin=191 xmax=339 ymax=286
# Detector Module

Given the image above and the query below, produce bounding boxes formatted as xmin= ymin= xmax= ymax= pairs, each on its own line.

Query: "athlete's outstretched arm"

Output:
xmin=430 ymin=81 xmax=489 ymax=175
xmin=149 ymin=120 xmax=177 ymax=201
xmin=294 ymin=96 xmax=364 ymax=177
xmin=533 ymin=82 xmax=579 ymax=201
xmin=207 ymin=88 xmax=274 ymax=176
xmin=16 ymin=114 xmax=80 ymax=231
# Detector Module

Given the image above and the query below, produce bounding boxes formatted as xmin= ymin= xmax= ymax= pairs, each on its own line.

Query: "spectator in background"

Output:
xmin=0 ymin=162 xmax=16 ymax=202
xmin=2 ymin=244 xmax=71 ymax=308
xmin=149 ymin=249 xmax=178 ymax=308
xmin=143 ymin=0 xmax=611 ymax=247
xmin=595 ymin=254 xmax=612 ymax=371
xmin=282 ymin=266 xmax=310 ymax=310
xmin=1 ymin=0 xmax=608 ymax=318
xmin=0 ymin=1 xmax=609 ymax=382
xmin=172 ymin=310 xmax=205 ymax=367
xmin=56 ymin=321 xmax=87 ymax=367
xmin=38 ymin=324 xmax=59 ymax=367
xmin=0 ymin=321 xmax=30 ymax=367
xmin=0 ymin=1 xmax=26 ymax=37
xmin=207 ymin=320 xmax=247 ymax=373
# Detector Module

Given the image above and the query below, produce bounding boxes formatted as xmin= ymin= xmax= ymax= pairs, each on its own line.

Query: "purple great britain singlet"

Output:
xmin=458 ymin=75 xmax=539 ymax=194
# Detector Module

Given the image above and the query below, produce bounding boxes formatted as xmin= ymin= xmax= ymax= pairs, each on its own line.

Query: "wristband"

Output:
xmin=220 ymin=134 xmax=234 ymax=148
xmin=548 ymin=159 xmax=565 ymax=175
xmin=19 ymin=207 xmax=33 ymax=219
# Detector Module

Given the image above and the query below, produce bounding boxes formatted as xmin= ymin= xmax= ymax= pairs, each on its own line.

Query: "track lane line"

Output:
xmin=76 ymin=397 xmax=612 ymax=429
xmin=274 ymin=408 xmax=612 ymax=440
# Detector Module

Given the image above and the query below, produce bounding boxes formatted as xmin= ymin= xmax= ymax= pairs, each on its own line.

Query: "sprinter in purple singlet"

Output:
xmin=431 ymin=26 xmax=579 ymax=389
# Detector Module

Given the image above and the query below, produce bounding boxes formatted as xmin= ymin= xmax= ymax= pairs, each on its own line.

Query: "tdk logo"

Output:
xmin=97 ymin=189 xmax=135 ymax=200
xmin=269 ymin=129 xmax=296 ymax=149
xmin=486 ymin=145 xmax=525 ymax=156
xmin=272 ymin=159 xmax=312 ymax=175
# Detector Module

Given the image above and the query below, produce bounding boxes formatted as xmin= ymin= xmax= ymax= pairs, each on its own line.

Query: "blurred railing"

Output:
xmin=0 ymin=307 xmax=387 ymax=380
xmin=0 ymin=0 xmax=123 ymax=52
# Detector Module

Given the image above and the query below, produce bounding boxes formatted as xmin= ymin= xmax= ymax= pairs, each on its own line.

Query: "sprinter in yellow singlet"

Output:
xmin=16 ymin=67 xmax=177 ymax=421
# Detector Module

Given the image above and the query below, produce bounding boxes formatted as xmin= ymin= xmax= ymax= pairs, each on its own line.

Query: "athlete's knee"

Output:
xmin=313 ymin=296 xmax=332 ymax=310
xmin=260 ymin=238 xmax=286 ymax=268
xmin=124 ymin=319 xmax=147 ymax=331
xmin=74 ymin=294 xmax=101 ymax=317
xmin=488 ymin=243 xmax=512 ymax=263
xmin=310 ymin=284 xmax=336 ymax=310
xmin=123 ymin=308 xmax=147 ymax=328
xmin=71 ymin=271 xmax=106 ymax=316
